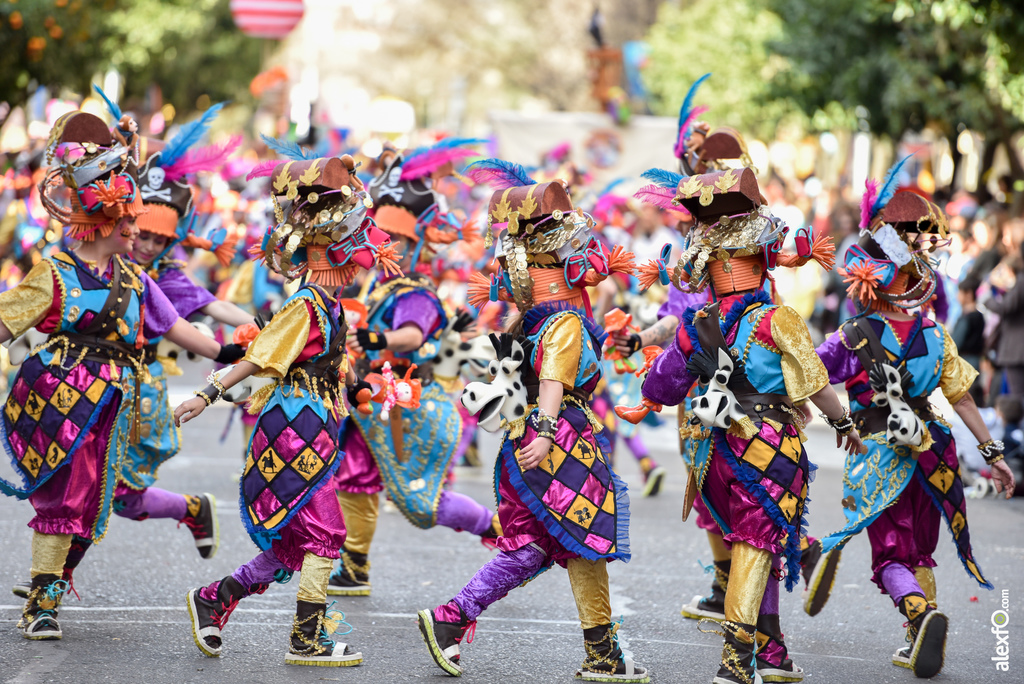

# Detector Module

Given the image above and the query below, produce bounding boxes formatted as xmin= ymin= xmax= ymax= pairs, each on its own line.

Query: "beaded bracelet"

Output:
xmin=207 ymin=373 xmax=227 ymax=397
xmin=821 ymin=409 xmax=855 ymax=436
xmin=194 ymin=383 xmax=223 ymax=407
xmin=530 ymin=412 xmax=557 ymax=440
xmin=977 ymin=439 xmax=1005 ymax=466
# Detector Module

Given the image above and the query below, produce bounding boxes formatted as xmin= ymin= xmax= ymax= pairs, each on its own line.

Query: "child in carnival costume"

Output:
xmin=8 ymin=99 xmax=256 ymax=602
xmin=631 ymin=167 xmax=863 ymax=684
xmin=815 ymin=162 xmax=1016 ymax=678
xmin=331 ymin=138 xmax=502 ymax=597
xmin=0 ymin=109 xmax=238 ymax=640
xmin=174 ymin=154 xmax=399 ymax=666
xmin=417 ymin=159 xmax=648 ymax=682
xmin=617 ymin=77 xmax=843 ymax=625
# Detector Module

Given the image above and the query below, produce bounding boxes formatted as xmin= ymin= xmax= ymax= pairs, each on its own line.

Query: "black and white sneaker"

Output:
xmin=185 ymin=576 xmax=245 ymax=657
xmin=909 ymin=609 xmax=947 ymax=678
xmin=418 ymin=602 xmax=475 ymax=676
xmin=327 ymin=549 xmax=371 ymax=596
xmin=180 ymin=493 xmax=219 ymax=559
xmin=641 ymin=466 xmax=666 ymax=498
xmin=18 ymin=574 xmax=67 ymax=640
xmin=801 ymin=541 xmax=841 ymax=617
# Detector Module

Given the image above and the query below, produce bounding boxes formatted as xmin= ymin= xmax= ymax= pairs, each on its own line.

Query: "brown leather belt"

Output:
xmin=736 ymin=392 xmax=795 ymax=425
xmin=852 ymin=396 xmax=935 ymax=434
xmin=63 ymin=333 xmax=142 ymax=367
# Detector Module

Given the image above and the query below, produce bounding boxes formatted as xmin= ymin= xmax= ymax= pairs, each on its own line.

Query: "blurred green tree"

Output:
xmin=643 ymin=0 xmax=798 ymax=139
xmin=767 ymin=0 xmax=1024 ymax=179
xmin=0 ymin=0 xmax=263 ymax=116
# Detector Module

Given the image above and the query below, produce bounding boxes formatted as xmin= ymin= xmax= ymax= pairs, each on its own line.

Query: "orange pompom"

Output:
xmin=634 ymin=260 xmax=664 ymax=292
xmin=841 ymin=261 xmax=882 ymax=304
xmin=606 ymin=244 xmax=636 ymax=274
xmin=233 ymin=323 xmax=259 ymax=348
xmin=467 ymin=271 xmax=492 ymax=310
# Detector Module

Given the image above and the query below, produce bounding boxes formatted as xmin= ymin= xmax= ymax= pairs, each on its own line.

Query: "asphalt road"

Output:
xmin=0 ymin=367 xmax=1022 ymax=684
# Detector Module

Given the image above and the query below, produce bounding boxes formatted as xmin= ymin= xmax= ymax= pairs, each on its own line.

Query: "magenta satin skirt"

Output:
xmin=700 ymin=450 xmax=786 ymax=555
xmin=27 ymin=399 xmax=119 ymax=539
xmin=866 ymin=473 xmax=940 ymax=592
xmin=271 ymin=481 xmax=347 ymax=571
xmin=332 ymin=427 xmax=384 ymax=495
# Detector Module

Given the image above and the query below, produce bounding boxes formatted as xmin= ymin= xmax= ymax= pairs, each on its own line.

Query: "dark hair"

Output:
xmin=997 ymin=395 xmax=1023 ymax=425
xmin=958 ymin=276 xmax=980 ymax=297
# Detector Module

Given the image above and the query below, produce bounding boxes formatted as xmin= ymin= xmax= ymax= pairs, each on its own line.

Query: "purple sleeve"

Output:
xmin=156 ymin=268 xmax=217 ymax=319
xmin=641 ymin=338 xmax=697 ymax=406
xmin=392 ymin=292 xmax=442 ymax=337
xmin=815 ymin=330 xmax=861 ymax=385
xmin=141 ymin=272 xmax=182 ymax=340
xmin=657 ymin=285 xmax=708 ymax=321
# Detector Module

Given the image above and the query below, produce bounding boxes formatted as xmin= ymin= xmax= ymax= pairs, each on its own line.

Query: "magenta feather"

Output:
xmin=674 ymin=105 xmax=709 ymax=158
xmin=860 ymin=178 xmax=879 ymax=229
xmin=634 ymin=184 xmax=690 ymax=216
xmin=245 ymin=159 xmax=280 ymax=181
xmin=400 ymin=148 xmax=480 ymax=180
xmin=164 ymin=135 xmax=242 ymax=182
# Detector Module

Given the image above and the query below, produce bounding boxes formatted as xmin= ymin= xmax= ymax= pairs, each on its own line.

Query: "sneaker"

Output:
xmin=709 ymin=620 xmax=759 ymax=684
xmin=185 ymin=576 xmax=246 ymax=657
xmin=909 ymin=609 xmax=947 ymax=678
xmin=891 ymin=644 xmax=912 ymax=670
xmin=641 ymin=466 xmax=666 ymax=498
xmin=801 ymin=541 xmax=841 ymax=617
xmin=327 ymin=549 xmax=371 ymax=597
xmin=18 ymin=575 xmax=67 ymax=641
xmin=180 ymin=493 xmax=219 ymax=559
xmin=418 ymin=602 xmax=475 ymax=676
xmin=576 ymin=622 xmax=649 ymax=682
xmin=285 ymin=601 xmax=362 ymax=667
xmin=755 ymin=614 xmax=803 ymax=682
xmin=11 ymin=579 xmax=30 ymax=599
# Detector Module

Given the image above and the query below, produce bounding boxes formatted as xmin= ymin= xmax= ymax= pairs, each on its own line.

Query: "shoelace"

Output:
xmin=461 ymin=620 xmax=477 ymax=645
xmin=63 ymin=571 xmax=81 ymax=602
xmin=178 ymin=517 xmax=206 ymax=538
xmin=212 ymin=597 xmax=240 ymax=629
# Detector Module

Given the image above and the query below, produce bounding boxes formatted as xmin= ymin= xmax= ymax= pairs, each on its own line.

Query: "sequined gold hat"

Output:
xmin=466 ymin=158 xmax=633 ymax=312
xmin=258 ymin=156 xmax=400 ymax=286
xmin=636 ymin=167 xmax=834 ymax=294
xmin=843 ymin=155 xmax=945 ymax=309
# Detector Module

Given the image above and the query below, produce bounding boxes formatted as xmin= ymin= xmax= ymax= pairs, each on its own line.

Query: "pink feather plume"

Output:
xmin=860 ymin=178 xmax=879 ymax=229
xmin=634 ymin=185 xmax=691 ymax=217
xmin=246 ymin=159 xmax=280 ymax=181
xmin=673 ymin=105 xmax=709 ymax=158
xmin=400 ymin=147 xmax=478 ymax=181
xmin=164 ymin=135 xmax=242 ymax=183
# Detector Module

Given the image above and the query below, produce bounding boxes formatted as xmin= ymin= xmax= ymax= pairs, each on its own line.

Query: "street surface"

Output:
xmin=1 ymin=365 xmax=1021 ymax=683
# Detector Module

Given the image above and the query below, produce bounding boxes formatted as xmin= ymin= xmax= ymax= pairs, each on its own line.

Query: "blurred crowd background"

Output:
xmin=1 ymin=0 xmax=1023 ymax=488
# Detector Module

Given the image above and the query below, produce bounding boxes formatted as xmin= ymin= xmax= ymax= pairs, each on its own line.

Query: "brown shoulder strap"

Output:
xmin=692 ymin=302 xmax=758 ymax=396
xmin=77 ymin=256 xmax=133 ymax=338
xmin=840 ymin=317 xmax=889 ymax=376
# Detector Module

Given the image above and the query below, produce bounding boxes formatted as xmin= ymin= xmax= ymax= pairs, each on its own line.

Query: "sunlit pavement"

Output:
xmin=1 ymin=366 xmax=1021 ymax=683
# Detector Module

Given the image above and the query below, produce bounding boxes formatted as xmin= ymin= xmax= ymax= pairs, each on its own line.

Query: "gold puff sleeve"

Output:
xmin=770 ymin=305 xmax=830 ymax=402
xmin=242 ymin=298 xmax=313 ymax=378
xmin=539 ymin=313 xmax=583 ymax=390
xmin=0 ymin=260 xmax=58 ymax=339
xmin=938 ymin=324 xmax=978 ymax=404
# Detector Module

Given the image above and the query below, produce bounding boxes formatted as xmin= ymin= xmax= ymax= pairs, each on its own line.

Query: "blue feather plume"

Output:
xmin=641 ymin=168 xmax=684 ymax=189
xmin=464 ymin=158 xmax=537 ymax=189
xmin=160 ymin=102 xmax=226 ymax=169
xmin=258 ymin=133 xmax=319 ymax=162
xmin=405 ymin=137 xmax=487 ymax=163
xmin=675 ymin=73 xmax=711 ymax=154
xmin=92 ymin=84 xmax=122 ymax=122
xmin=596 ymin=177 xmax=626 ymax=197
xmin=871 ymin=153 xmax=914 ymax=217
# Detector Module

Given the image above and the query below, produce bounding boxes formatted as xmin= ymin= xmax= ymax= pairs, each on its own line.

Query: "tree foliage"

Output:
xmin=643 ymin=0 xmax=797 ymax=139
xmin=0 ymin=0 xmax=264 ymax=115
xmin=767 ymin=0 xmax=1024 ymax=142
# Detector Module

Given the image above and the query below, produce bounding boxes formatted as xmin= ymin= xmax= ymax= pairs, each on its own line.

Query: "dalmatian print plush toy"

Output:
xmin=3 ymin=328 xmax=49 ymax=366
xmin=869 ymin=362 xmax=923 ymax=447
xmin=433 ymin=309 xmax=495 ymax=382
xmin=460 ymin=334 xmax=531 ymax=433
xmin=686 ymin=347 xmax=748 ymax=430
